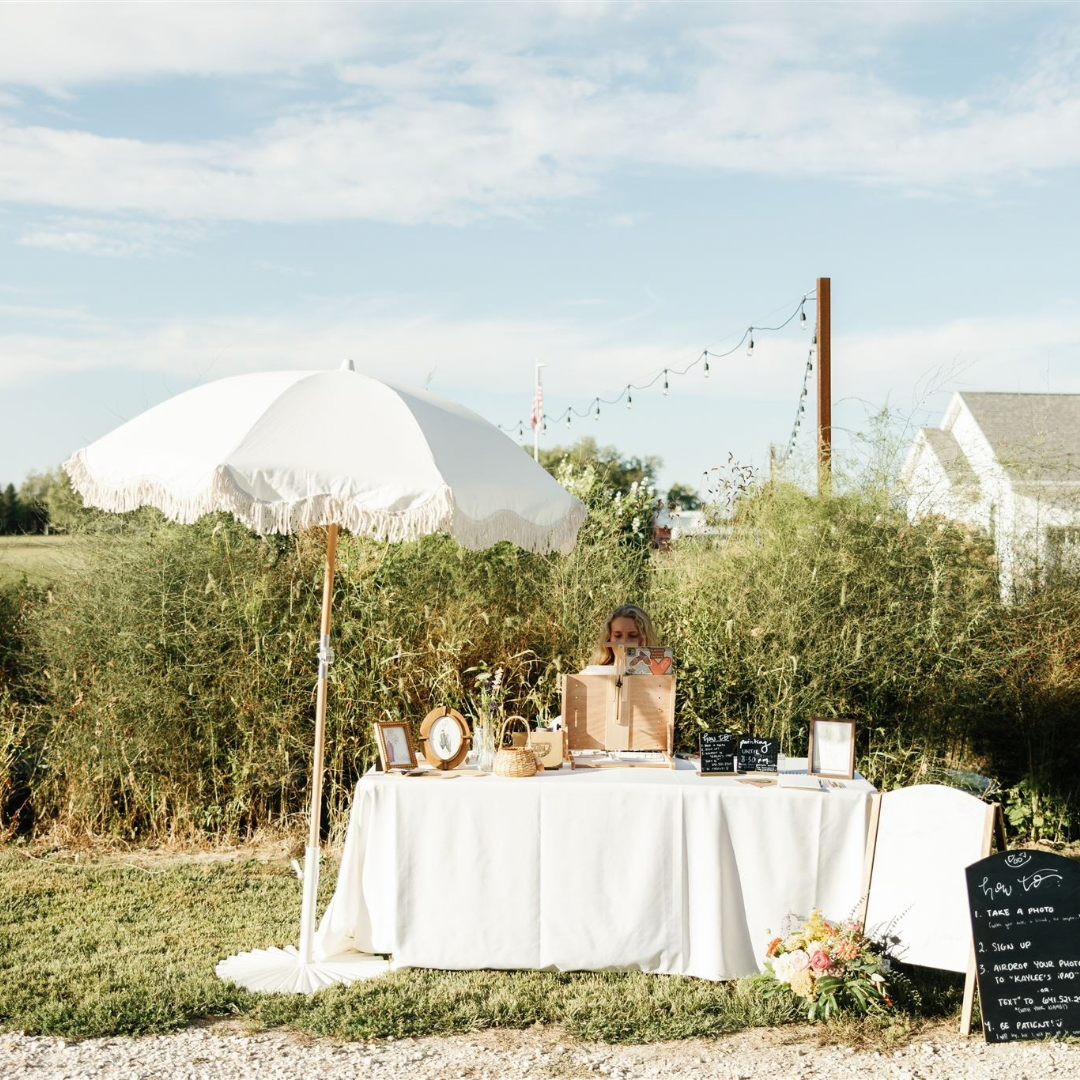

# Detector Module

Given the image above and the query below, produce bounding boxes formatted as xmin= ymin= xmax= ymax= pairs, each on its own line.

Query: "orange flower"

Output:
xmin=765 ymin=937 xmax=782 ymax=958
xmin=834 ymin=939 xmax=860 ymax=961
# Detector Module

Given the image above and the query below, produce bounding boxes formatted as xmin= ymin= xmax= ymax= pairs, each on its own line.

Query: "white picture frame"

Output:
xmin=807 ymin=717 xmax=856 ymax=780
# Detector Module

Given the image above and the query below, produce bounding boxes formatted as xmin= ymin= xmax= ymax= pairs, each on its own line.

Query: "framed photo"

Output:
xmin=807 ymin=718 xmax=856 ymax=780
xmin=621 ymin=646 xmax=674 ymax=677
xmin=374 ymin=720 xmax=417 ymax=772
xmin=418 ymin=707 xmax=471 ymax=771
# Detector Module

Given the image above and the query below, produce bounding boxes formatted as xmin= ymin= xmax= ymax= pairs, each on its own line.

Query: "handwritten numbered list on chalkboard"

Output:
xmin=965 ymin=850 xmax=1080 ymax=1043
xmin=698 ymin=733 xmax=737 ymax=774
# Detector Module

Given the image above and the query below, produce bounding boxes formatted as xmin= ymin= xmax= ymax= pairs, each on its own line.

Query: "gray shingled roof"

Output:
xmin=921 ymin=426 xmax=978 ymax=488
xmin=960 ymin=392 xmax=1080 ymax=482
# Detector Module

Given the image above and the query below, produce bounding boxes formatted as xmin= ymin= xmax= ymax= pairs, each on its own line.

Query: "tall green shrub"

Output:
xmin=16 ymin=464 xmax=651 ymax=839
xmin=7 ymin=467 xmax=1079 ymax=842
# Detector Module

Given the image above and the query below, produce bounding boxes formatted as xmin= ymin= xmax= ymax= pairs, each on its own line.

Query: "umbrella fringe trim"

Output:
xmin=64 ymin=450 xmax=586 ymax=554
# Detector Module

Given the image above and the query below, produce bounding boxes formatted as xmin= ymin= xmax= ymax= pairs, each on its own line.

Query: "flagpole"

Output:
xmin=532 ymin=360 xmax=546 ymax=461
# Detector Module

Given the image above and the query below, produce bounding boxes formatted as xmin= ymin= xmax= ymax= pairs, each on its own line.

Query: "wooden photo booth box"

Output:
xmin=560 ymin=648 xmax=675 ymax=768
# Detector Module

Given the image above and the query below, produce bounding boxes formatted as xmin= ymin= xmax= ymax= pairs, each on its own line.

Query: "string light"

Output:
xmin=497 ymin=289 xmax=816 ymax=440
xmin=777 ymin=344 xmax=816 ymax=470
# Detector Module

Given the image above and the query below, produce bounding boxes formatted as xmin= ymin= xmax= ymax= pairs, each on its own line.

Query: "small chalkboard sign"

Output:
xmin=738 ymin=736 xmax=779 ymax=774
xmin=966 ymin=850 xmax=1080 ymax=1043
xmin=698 ymin=732 xmax=738 ymax=775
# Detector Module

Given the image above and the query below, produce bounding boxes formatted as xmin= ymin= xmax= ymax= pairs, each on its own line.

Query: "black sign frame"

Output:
xmin=737 ymin=736 xmax=779 ymax=774
xmin=966 ymin=849 xmax=1080 ymax=1043
xmin=698 ymin=732 xmax=738 ymax=775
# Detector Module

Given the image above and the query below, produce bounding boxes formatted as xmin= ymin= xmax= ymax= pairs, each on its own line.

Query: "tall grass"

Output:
xmin=1 ymin=463 xmax=1077 ymax=842
xmin=2 ymin=465 xmax=651 ymax=839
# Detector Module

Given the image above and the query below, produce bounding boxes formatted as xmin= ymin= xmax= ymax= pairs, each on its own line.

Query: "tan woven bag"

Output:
xmin=493 ymin=715 xmax=537 ymax=778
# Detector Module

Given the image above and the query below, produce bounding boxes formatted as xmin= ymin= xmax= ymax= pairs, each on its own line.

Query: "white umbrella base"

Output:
xmin=215 ymin=945 xmax=391 ymax=994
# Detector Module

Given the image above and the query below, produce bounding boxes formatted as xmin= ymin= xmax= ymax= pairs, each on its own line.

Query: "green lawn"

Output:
xmin=0 ymin=847 xmax=965 ymax=1044
xmin=0 ymin=535 xmax=88 ymax=586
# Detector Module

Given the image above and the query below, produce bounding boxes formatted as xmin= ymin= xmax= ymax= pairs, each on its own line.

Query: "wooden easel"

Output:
xmin=857 ymin=793 xmax=1006 ymax=1036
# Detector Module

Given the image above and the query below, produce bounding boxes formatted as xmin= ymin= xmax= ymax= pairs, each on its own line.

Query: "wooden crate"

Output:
xmin=560 ymin=670 xmax=675 ymax=768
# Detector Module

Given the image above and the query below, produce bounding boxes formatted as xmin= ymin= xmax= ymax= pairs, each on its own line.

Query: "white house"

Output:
xmin=901 ymin=392 xmax=1080 ymax=595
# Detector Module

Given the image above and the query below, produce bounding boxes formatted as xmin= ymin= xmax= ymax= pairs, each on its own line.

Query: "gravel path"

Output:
xmin=4 ymin=1022 xmax=1080 ymax=1079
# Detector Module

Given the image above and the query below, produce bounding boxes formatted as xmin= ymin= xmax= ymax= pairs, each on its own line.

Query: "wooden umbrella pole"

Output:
xmin=298 ymin=523 xmax=340 ymax=965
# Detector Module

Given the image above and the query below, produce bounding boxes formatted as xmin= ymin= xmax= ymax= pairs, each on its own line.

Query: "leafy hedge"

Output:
xmin=1 ymin=469 xmax=1077 ymax=842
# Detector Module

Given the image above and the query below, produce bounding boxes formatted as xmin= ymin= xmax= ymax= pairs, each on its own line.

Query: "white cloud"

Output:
xmin=3 ymin=302 xmax=1080 ymax=424
xmin=0 ymin=4 xmax=377 ymax=93
xmin=0 ymin=6 xmax=1077 ymax=225
xmin=18 ymin=216 xmax=205 ymax=257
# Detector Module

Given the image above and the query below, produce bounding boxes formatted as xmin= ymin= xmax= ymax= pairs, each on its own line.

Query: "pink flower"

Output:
xmin=809 ymin=948 xmax=832 ymax=971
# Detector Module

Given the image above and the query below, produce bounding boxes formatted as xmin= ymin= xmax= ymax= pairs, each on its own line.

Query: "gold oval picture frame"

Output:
xmin=418 ymin=706 xmax=471 ymax=770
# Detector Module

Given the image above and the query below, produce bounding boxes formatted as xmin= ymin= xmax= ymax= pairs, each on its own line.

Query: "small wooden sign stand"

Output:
xmin=857 ymin=793 xmax=1006 ymax=1037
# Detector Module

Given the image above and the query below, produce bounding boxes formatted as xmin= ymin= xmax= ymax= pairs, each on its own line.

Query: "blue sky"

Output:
xmin=2 ymin=2 xmax=1080 ymax=497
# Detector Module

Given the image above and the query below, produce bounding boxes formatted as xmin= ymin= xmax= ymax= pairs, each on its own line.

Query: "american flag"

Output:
xmin=530 ymin=383 xmax=544 ymax=429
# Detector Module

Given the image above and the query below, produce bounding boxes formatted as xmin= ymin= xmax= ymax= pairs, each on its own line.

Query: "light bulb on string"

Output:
xmin=747 ymin=329 xmax=754 ymax=358
xmin=800 ymin=298 xmax=807 ymax=329
xmin=812 ymin=332 xmax=817 ymax=346
xmin=663 ymin=370 xmax=669 ymax=395
xmin=566 ymin=414 xmax=571 ymax=429
xmin=703 ymin=351 xmax=710 ymax=379
xmin=517 ymin=423 xmax=523 ymax=444
xmin=594 ymin=403 xmax=601 ymax=422
xmin=542 ymin=417 xmax=548 ymax=435
xmin=626 ymin=388 xmax=633 ymax=409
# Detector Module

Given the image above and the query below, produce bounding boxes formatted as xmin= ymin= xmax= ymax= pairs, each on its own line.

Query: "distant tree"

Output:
xmin=17 ymin=473 xmax=53 ymax=534
xmin=666 ymin=483 xmax=701 ymax=511
xmin=536 ymin=437 xmax=661 ymax=497
xmin=20 ymin=468 xmax=90 ymax=534
xmin=0 ymin=483 xmax=19 ymax=534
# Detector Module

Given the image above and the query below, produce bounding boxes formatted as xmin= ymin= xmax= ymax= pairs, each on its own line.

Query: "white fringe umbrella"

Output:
xmin=64 ymin=361 xmax=586 ymax=994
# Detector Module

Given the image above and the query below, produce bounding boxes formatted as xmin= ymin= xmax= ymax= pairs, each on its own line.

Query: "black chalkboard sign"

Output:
xmin=698 ymin=732 xmax=738 ymax=775
xmin=737 ymin=736 xmax=779 ymax=774
xmin=966 ymin=850 xmax=1080 ymax=1043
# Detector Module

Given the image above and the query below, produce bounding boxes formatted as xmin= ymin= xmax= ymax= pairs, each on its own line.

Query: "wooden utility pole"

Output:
xmin=816 ymin=276 xmax=832 ymax=490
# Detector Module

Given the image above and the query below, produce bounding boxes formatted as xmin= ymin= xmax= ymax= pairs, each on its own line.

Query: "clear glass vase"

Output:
xmin=474 ymin=716 xmax=496 ymax=773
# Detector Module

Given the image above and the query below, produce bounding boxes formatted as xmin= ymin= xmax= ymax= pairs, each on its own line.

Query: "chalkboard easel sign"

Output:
xmin=966 ymin=850 xmax=1080 ymax=1043
xmin=737 ymin=736 xmax=779 ymax=774
xmin=698 ymin=732 xmax=738 ymax=775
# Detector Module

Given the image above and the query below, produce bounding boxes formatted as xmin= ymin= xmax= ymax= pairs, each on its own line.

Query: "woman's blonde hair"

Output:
xmin=591 ymin=603 xmax=658 ymax=666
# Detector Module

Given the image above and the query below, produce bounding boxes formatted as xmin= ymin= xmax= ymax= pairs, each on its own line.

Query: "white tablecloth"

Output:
xmin=315 ymin=759 xmax=874 ymax=980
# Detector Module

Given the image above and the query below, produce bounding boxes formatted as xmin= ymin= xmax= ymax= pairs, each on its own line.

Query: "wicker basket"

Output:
xmin=493 ymin=715 xmax=537 ymax=778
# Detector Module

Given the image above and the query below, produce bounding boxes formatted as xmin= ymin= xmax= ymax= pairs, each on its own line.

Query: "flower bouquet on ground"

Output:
xmin=762 ymin=910 xmax=900 ymax=1021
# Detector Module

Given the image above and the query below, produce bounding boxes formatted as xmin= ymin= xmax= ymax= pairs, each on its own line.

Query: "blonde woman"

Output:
xmin=581 ymin=603 xmax=658 ymax=674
